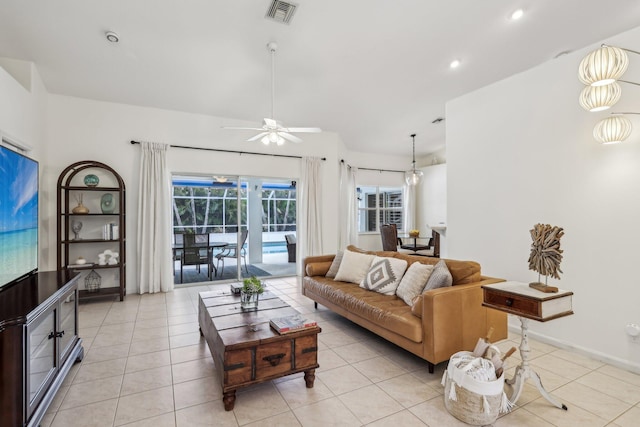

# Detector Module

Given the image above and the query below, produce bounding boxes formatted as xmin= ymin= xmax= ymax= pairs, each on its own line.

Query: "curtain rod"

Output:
xmin=130 ymin=140 xmax=326 ymax=161
xmin=340 ymin=159 xmax=404 ymax=174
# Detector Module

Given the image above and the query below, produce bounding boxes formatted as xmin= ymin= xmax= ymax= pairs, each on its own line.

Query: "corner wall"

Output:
xmin=447 ymin=26 xmax=640 ymax=371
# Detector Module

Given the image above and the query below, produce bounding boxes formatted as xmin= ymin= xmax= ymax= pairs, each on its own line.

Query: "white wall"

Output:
xmin=417 ymin=163 xmax=447 ymax=256
xmin=42 ymin=94 xmax=353 ymax=292
xmin=447 ymin=25 xmax=640 ymax=372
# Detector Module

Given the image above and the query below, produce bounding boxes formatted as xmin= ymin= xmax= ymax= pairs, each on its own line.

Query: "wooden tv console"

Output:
xmin=0 ymin=271 xmax=84 ymax=427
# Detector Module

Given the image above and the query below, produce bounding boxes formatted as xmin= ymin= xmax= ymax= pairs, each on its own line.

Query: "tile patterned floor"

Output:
xmin=43 ymin=277 xmax=640 ymax=426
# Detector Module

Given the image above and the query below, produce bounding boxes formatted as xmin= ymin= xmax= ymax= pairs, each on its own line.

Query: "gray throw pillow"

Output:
xmin=423 ymin=259 xmax=453 ymax=291
xmin=326 ymin=251 xmax=344 ymax=278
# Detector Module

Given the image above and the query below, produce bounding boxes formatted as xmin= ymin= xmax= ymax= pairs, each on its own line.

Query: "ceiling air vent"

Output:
xmin=265 ymin=0 xmax=298 ymax=25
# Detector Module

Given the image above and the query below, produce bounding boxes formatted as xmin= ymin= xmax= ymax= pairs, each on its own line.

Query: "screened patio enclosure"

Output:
xmin=172 ymin=174 xmax=297 ymax=284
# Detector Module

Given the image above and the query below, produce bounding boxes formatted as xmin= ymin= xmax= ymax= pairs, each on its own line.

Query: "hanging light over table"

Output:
xmin=405 ymin=134 xmax=423 ymax=186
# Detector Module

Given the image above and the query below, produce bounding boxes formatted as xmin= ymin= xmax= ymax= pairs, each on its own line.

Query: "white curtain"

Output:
xmin=137 ymin=142 xmax=173 ymax=294
xmin=298 ymin=157 xmax=323 ymax=275
xmin=403 ymin=182 xmax=416 ymax=233
xmin=338 ymin=161 xmax=358 ymax=249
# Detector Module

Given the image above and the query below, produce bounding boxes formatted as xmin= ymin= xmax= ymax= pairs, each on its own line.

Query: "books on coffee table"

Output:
xmin=270 ymin=314 xmax=317 ymax=334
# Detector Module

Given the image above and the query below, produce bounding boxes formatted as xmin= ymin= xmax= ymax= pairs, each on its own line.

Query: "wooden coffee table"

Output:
xmin=198 ymin=289 xmax=321 ymax=411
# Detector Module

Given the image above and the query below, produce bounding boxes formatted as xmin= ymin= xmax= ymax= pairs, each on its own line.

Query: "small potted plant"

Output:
xmin=240 ymin=276 xmax=264 ymax=311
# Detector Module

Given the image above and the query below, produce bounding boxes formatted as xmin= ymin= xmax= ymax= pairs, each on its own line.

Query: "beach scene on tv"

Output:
xmin=0 ymin=145 xmax=38 ymax=288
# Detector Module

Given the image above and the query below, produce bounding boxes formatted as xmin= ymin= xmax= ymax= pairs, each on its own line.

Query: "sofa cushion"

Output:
xmin=396 ymin=262 xmax=434 ymax=306
xmin=360 ymin=256 xmax=408 ymax=295
xmin=303 ymin=276 xmax=423 ymax=343
xmin=334 ymin=250 xmax=375 ymax=284
xmin=306 ymin=261 xmax=332 ymax=277
xmin=326 ymin=250 xmax=344 ymax=278
xmin=346 ymin=246 xmax=482 ymax=286
xmin=423 ymin=259 xmax=453 ymax=291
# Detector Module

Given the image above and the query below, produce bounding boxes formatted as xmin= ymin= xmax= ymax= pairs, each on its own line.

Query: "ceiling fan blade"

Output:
xmin=279 ymin=132 xmax=303 ymax=143
xmin=247 ymin=132 xmax=269 ymax=142
xmin=285 ymin=127 xmax=322 ymax=133
xmin=222 ymin=126 xmax=265 ymax=131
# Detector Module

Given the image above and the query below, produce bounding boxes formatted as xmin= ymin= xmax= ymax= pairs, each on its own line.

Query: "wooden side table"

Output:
xmin=482 ymin=281 xmax=573 ymax=410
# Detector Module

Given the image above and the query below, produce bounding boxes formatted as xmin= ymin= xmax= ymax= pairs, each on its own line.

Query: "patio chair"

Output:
xmin=215 ymin=229 xmax=249 ymax=276
xmin=180 ymin=233 xmax=211 ymax=283
xmin=285 ymin=234 xmax=296 ymax=263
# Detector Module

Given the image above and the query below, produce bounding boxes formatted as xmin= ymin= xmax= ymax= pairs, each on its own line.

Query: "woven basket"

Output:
xmin=442 ymin=351 xmax=512 ymax=426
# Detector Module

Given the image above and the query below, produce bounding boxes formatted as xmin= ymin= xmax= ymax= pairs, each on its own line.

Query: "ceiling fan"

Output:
xmin=222 ymin=42 xmax=321 ymax=145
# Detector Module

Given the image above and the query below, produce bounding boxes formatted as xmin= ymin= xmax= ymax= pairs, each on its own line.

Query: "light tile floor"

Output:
xmin=43 ymin=276 xmax=640 ymax=426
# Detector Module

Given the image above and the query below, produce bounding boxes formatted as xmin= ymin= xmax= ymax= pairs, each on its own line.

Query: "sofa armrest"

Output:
xmin=417 ymin=276 xmax=507 ymax=364
xmin=303 ymin=255 xmax=336 ymax=277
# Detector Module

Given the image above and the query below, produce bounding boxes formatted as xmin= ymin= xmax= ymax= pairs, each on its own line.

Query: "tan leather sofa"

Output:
xmin=302 ymin=246 xmax=507 ymax=373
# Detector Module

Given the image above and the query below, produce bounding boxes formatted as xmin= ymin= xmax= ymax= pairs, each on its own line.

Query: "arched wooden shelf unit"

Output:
xmin=57 ymin=160 xmax=126 ymax=301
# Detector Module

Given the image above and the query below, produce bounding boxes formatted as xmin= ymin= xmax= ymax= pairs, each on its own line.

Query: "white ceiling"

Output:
xmin=1 ymin=0 xmax=640 ymax=157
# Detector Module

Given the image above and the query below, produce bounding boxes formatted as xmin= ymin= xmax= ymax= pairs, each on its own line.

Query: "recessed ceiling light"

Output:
xmin=510 ymin=9 xmax=524 ymax=20
xmin=450 ymin=59 xmax=461 ymax=69
xmin=105 ymin=31 xmax=119 ymax=43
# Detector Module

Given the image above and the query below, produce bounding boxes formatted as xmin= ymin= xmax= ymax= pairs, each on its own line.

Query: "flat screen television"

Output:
xmin=0 ymin=144 xmax=38 ymax=290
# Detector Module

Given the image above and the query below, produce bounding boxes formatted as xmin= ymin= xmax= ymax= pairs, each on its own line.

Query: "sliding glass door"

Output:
xmin=171 ymin=174 xmax=296 ymax=285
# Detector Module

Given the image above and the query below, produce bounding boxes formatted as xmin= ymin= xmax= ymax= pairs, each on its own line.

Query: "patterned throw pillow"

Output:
xmin=326 ymin=250 xmax=344 ymax=278
xmin=396 ymin=262 xmax=435 ymax=305
xmin=423 ymin=259 xmax=453 ymax=291
xmin=360 ymin=256 xmax=408 ymax=295
xmin=334 ymin=250 xmax=376 ymax=284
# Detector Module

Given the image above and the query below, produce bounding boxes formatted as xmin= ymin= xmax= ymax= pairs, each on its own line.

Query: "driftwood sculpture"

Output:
xmin=528 ymin=223 xmax=564 ymax=292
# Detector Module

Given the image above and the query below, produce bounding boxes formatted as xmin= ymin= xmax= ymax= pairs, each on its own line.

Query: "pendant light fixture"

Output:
xmin=593 ymin=115 xmax=632 ymax=144
xmin=405 ymin=134 xmax=423 ymax=186
xmin=578 ymin=45 xmax=629 ymax=87
xmin=579 ymin=82 xmax=621 ymax=112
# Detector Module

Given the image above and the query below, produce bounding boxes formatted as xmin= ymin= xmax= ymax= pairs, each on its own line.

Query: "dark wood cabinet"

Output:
xmin=0 ymin=271 xmax=84 ymax=427
xmin=57 ymin=161 xmax=126 ymax=301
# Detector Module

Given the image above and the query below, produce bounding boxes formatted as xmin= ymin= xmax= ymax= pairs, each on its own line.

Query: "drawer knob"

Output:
xmin=505 ymin=298 xmax=514 ymax=307
xmin=263 ymin=353 xmax=286 ymax=366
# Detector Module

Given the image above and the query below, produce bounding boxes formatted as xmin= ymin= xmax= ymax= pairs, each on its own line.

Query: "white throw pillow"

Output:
xmin=334 ymin=250 xmax=375 ymax=284
xmin=396 ymin=262 xmax=435 ymax=305
xmin=360 ymin=256 xmax=408 ymax=295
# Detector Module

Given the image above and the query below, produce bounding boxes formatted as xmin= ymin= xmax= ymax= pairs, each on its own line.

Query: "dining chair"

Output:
xmin=285 ymin=234 xmax=296 ymax=263
xmin=180 ymin=233 xmax=210 ymax=283
xmin=380 ymin=224 xmax=400 ymax=251
xmin=215 ymin=229 xmax=249 ymax=276
xmin=173 ymin=233 xmax=184 ymax=275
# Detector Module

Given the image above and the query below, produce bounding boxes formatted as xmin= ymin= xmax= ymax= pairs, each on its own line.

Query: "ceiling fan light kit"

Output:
xmin=222 ymin=41 xmax=321 ymax=146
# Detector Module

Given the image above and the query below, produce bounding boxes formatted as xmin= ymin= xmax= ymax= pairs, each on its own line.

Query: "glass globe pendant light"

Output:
xmin=405 ymin=134 xmax=423 ymax=186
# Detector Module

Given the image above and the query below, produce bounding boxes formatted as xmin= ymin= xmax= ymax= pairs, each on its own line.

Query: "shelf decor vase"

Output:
xmin=84 ymin=174 xmax=99 ymax=187
xmin=72 ymin=202 xmax=89 ymax=214
xmin=100 ymin=193 xmax=115 ymax=214
xmin=240 ymin=290 xmax=259 ymax=311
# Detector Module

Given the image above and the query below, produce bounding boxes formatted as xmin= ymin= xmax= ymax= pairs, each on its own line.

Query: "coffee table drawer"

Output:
xmin=295 ymin=335 xmax=318 ymax=368
xmin=256 ymin=341 xmax=292 ymax=380
xmin=224 ymin=349 xmax=252 ymax=386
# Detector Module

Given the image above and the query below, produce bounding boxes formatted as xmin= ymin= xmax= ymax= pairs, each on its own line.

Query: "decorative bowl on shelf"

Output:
xmin=84 ymin=174 xmax=99 ymax=187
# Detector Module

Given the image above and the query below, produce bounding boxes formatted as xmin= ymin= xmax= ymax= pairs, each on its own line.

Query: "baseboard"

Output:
xmin=507 ymin=323 xmax=640 ymax=375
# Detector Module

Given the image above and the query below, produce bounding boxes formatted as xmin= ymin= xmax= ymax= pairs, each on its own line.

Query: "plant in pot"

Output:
xmin=240 ymin=276 xmax=264 ymax=311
